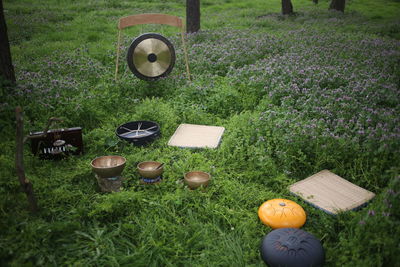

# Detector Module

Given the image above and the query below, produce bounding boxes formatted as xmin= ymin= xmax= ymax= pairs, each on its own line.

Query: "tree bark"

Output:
xmin=186 ymin=0 xmax=200 ymax=33
xmin=0 ymin=0 xmax=16 ymax=84
xmin=16 ymin=107 xmax=38 ymax=213
xmin=282 ymin=0 xmax=294 ymax=15
xmin=329 ymin=0 xmax=345 ymax=12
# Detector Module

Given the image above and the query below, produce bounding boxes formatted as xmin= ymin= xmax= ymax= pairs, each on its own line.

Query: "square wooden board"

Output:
xmin=289 ymin=170 xmax=375 ymax=215
xmin=168 ymin=124 xmax=225 ymax=149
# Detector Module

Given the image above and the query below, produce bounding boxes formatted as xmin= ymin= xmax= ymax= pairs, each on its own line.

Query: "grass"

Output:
xmin=1 ymin=0 xmax=400 ymax=266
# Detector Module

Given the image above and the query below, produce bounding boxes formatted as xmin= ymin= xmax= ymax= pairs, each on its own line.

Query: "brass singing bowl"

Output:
xmin=184 ymin=171 xmax=211 ymax=189
xmin=137 ymin=161 xmax=164 ymax=179
xmin=91 ymin=155 xmax=126 ymax=178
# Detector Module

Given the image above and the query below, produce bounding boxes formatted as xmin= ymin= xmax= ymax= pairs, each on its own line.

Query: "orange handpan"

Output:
xmin=258 ymin=199 xmax=306 ymax=229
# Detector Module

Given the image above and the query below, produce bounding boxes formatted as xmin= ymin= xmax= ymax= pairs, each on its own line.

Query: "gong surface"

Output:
xmin=127 ymin=33 xmax=175 ymax=80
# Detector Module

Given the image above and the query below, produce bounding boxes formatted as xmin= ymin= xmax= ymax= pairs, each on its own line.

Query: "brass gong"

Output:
xmin=127 ymin=33 xmax=176 ymax=81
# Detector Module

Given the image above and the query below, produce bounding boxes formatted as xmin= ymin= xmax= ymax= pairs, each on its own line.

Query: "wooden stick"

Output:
xmin=24 ymin=116 xmax=63 ymax=143
xmin=121 ymin=132 xmax=151 ymax=138
xmin=15 ymin=107 xmax=38 ymax=213
xmin=115 ymin=29 xmax=122 ymax=81
xmin=42 ymin=117 xmax=63 ymax=135
xmin=120 ymin=125 xmax=157 ymax=135
xmin=181 ymin=27 xmax=191 ymax=81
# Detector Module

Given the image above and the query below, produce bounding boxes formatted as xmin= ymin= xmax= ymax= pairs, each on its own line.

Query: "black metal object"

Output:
xmin=116 ymin=121 xmax=160 ymax=146
xmin=29 ymin=127 xmax=83 ymax=160
xmin=127 ymin=33 xmax=175 ymax=81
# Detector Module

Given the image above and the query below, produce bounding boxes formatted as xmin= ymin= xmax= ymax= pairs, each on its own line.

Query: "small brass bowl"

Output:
xmin=91 ymin=155 xmax=126 ymax=178
xmin=137 ymin=161 xmax=164 ymax=179
xmin=184 ymin=171 xmax=211 ymax=189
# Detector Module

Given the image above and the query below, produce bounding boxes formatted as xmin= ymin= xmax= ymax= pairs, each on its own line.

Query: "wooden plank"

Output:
xmin=168 ymin=124 xmax=225 ymax=149
xmin=118 ymin=13 xmax=183 ymax=30
xmin=289 ymin=170 xmax=375 ymax=214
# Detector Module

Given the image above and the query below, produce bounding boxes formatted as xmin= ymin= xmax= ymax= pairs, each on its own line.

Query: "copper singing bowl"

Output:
xmin=91 ymin=155 xmax=126 ymax=178
xmin=184 ymin=171 xmax=211 ymax=189
xmin=137 ymin=161 xmax=164 ymax=179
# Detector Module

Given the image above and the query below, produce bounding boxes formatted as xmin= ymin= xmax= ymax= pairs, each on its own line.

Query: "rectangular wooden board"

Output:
xmin=289 ymin=170 xmax=375 ymax=215
xmin=168 ymin=124 xmax=225 ymax=149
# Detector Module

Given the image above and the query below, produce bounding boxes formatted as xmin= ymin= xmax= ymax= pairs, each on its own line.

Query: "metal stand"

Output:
xmin=115 ymin=13 xmax=191 ymax=81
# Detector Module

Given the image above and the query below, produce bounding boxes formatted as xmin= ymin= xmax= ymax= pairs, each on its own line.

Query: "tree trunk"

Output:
xmin=313 ymin=0 xmax=318 ymax=4
xmin=0 ymin=0 xmax=15 ymax=84
xmin=282 ymin=0 xmax=294 ymax=15
xmin=186 ymin=0 xmax=200 ymax=33
xmin=329 ymin=0 xmax=345 ymax=12
xmin=16 ymin=107 xmax=38 ymax=213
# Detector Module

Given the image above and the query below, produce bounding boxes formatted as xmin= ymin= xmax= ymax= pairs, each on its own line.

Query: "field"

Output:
xmin=1 ymin=0 xmax=400 ymax=266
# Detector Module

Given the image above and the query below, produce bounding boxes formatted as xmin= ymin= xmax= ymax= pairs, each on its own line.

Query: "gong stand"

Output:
xmin=114 ymin=13 xmax=191 ymax=81
xmin=126 ymin=33 xmax=176 ymax=81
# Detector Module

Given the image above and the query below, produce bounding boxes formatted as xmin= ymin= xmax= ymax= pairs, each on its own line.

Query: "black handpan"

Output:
xmin=260 ymin=228 xmax=325 ymax=267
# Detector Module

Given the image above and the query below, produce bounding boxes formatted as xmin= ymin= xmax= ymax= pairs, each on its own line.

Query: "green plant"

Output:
xmin=1 ymin=0 xmax=399 ymax=265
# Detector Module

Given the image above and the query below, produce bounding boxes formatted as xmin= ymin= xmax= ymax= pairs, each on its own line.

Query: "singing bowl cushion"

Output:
xmin=260 ymin=228 xmax=325 ymax=267
xmin=258 ymin=199 xmax=306 ymax=229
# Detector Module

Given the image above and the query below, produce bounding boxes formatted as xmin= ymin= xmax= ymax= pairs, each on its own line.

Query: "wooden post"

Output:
xmin=329 ymin=0 xmax=345 ymax=12
xmin=16 ymin=107 xmax=38 ymax=213
xmin=282 ymin=0 xmax=294 ymax=15
xmin=0 ymin=0 xmax=16 ymax=84
xmin=181 ymin=28 xmax=191 ymax=81
xmin=186 ymin=0 xmax=200 ymax=33
xmin=115 ymin=29 xmax=122 ymax=81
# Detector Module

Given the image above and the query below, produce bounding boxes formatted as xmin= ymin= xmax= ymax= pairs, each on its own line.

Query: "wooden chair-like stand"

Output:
xmin=115 ymin=13 xmax=191 ymax=81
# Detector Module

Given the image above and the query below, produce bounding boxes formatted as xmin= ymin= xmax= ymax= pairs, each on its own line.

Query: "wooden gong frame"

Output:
xmin=115 ymin=13 xmax=191 ymax=81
